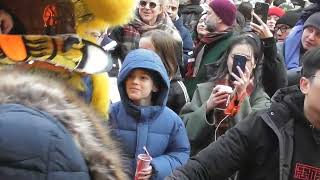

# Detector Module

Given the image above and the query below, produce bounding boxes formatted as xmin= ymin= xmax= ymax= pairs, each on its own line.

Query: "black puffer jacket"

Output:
xmin=167 ymin=86 xmax=307 ymax=180
xmin=168 ymin=71 xmax=190 ymax=114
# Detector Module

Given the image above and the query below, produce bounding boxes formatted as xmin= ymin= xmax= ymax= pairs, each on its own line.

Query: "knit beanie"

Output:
xmin=275 ymin=11 xmax=300 ymax=27
xmin=268 ymin=6 xmax=285 ymax=17
xmin=304 ymin=12 xmax=320 ymax=31
xmin=209 ymin=0 xmax=236 ymax=26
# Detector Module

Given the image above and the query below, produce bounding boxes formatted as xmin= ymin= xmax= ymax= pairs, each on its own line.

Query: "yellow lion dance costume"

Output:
xmin=0 ymin=0 xmax=135 ymax=179
xmin=0 ymin=0 xmax=135 ymax=118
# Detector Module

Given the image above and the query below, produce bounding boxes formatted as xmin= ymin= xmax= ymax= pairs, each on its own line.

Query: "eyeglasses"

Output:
xmin=139 ymin=0 xmax=158 ymax=9
xmin=275 ymin=25 xmax=290 ymax=33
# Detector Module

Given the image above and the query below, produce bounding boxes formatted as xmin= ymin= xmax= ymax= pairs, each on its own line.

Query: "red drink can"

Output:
xmin=134 ymin=154 xmax=152 ymax=180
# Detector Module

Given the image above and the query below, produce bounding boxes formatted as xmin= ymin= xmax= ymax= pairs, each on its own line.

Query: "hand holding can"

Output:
xmin=134 ymin=154 xmax=152 ymax=180
xmin=206 ymin=85 xmax=233 ymax=112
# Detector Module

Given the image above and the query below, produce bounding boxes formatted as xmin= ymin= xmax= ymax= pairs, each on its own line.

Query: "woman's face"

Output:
xmin=227 ymin=43 xmax=256 ymax=77
xmin=197 ymin=14 xmax=209 ymax=37
xmin=138 ymin=0 xmax=162 ymax=26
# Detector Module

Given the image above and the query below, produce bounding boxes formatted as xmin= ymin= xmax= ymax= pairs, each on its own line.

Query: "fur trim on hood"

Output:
xmin=0 ymin=68 xmax=128 ymax=180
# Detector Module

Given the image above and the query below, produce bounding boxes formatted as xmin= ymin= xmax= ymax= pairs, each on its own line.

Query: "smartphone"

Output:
xmin=231 ymin=55 xmax=247 ymax=81
xmin=253 ymin=2 xmax=269 ymax=24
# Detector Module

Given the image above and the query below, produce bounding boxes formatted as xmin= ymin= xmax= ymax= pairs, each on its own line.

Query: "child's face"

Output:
xmin=125 ymin=69 xmax=158 ymax=106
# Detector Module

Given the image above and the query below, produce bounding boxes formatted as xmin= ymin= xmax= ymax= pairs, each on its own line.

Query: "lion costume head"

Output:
xmin=0 ymin=0 xmax=135 ymax=117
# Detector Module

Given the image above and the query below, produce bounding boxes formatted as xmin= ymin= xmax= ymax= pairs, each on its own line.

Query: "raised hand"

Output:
xmin=250 ymin=12 xmax=273 ymax=39
xmin=231 ymin=66 xmax=251 ymax=98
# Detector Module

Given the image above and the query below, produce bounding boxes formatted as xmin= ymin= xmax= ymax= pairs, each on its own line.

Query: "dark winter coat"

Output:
xmin=168 ymin=71 xmax=190 ymax=114
xmin=173 ymin=17 xmax=193 ymax=65
xmin=0 ymin=70 xmax=127 ymax=180
xmin=184 ymin=32 xmax=234 ymax=97
xmin=262 ymin=37 xmax=288 ymax=97
xmin=167 ymin=85 xmax=311 ymax=180
xmin=109 ymin=49 xmax=190 ymax=180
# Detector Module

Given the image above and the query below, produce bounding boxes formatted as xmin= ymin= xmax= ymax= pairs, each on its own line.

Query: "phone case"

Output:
xmin=253 ymin=2 xmax=269 ymax=24
xmin=232 ymin=55 xmax=247 ymax=80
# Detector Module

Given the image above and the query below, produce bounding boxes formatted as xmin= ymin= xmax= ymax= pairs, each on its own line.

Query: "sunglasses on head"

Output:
xmin=139 ymin=0 xmax=157 ymax=9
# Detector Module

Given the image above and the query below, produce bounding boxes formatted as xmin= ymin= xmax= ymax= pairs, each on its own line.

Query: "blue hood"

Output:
xmin=118 ymin=49 xmax=170 ymax=110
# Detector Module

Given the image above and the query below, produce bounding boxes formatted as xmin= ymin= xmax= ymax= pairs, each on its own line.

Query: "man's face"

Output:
xmin=300 ymin=70 xmax=320 ymax=124
xmin=166 ymin=0 xmax=179 ymax=21
xmin=301 ymin=26 xmax=320 ymax=51
xmin=275 ymin=24 xmax=292 ymax=42
xmin=206 ymin=7 xmax=220 ymax=32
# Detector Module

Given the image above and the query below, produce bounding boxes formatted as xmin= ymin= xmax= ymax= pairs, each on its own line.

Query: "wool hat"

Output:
xmin=304 ymin=12 xmax=320 ymax=31
xmin=209 ymin=0 xmax=237 ymax=26
xmin=268 ymin=6 xmax=285 ymax=17
xmin=276 ymin=11 xmax=300 ymax=27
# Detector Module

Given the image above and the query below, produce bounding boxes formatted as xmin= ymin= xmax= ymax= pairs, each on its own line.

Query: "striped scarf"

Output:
xmin=121 ymin=10 xmax=177 ymax=52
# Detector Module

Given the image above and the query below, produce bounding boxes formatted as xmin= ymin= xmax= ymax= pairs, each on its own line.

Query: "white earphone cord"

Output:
xmin=214 ymin=115 xmax=230 ymax=141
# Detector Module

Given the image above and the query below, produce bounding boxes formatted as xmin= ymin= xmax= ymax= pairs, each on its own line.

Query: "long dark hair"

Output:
xmin=193 ymin=13 xmax=207 ymax=41
xmin=142 ymin=30 xmax=180 ymax=79
xmin=211 ymin=33 xmax=263 ymax=89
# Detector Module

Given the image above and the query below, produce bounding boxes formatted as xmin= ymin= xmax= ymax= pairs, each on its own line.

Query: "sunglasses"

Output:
xmin=139 ymin=0 xmax=158 ymax=9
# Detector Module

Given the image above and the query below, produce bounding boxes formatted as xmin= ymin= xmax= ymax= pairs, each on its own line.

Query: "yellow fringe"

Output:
xmin=90 ymin=73 xmax=110 ymax=119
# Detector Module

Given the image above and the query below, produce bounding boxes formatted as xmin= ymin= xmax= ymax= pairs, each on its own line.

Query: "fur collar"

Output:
xmin=0 ymin=68 xmax=128 ymax=180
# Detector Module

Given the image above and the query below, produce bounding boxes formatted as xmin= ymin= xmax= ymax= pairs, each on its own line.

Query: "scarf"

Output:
xmin=185 ymin=29 xmax=231 ymax=78
xmin=121 ymin=10 xmax=177 ymax=52
xmin=130 ymin=10 xmax=176 ymax=34
xmin=212 ymin=77 xmax=254 ymax=137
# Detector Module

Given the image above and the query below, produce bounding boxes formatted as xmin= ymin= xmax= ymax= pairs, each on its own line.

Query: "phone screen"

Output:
xmin=253 ymin=2 xmax=269 ymax=24
xmin=231 ymin=55 xmax=247 ymax=81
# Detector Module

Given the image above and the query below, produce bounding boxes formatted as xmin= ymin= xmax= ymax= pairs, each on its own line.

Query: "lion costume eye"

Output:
xmin=0 ymin=0 xmax=135 ymax=118
xmin=0 ymin=0 xmax=134 ymax=74
xmin=0 ymin=34 xmax=112 ymax=74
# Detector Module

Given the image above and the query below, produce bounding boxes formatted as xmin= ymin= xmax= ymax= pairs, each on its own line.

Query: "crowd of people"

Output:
xmin=1 ymin=0 xmax=320 ymax=179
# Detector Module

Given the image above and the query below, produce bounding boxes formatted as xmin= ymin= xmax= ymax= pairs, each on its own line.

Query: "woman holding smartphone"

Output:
xmin=180 ymin=33 xmax=271 ymax=155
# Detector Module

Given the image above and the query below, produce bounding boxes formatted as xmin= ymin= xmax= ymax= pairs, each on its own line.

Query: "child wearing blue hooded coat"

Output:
xmin=108 ymin=49 xmax=190 ymax=180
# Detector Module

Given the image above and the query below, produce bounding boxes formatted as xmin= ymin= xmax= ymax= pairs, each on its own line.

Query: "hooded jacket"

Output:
xmin=0 ymin=69 xmax=127 ymax=180
xmin=109 ymin=49 xmax=190 ymax=180
xmin=167 ymin=85 xmax=312 ymax=180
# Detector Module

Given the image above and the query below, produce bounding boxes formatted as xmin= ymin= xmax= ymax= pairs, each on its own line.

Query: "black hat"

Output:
xmin=304 ymin=12 xmax=320 ymax=30
xmin=276 ymin=11 xmax=300 ymax=27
